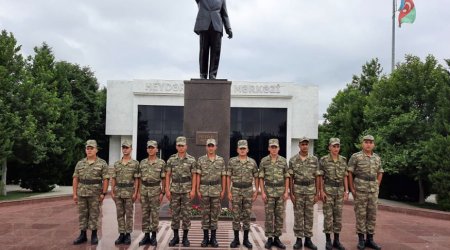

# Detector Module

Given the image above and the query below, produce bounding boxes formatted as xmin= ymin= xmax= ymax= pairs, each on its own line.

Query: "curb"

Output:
xmin=0 ymin=194 xmax=72 ymax=208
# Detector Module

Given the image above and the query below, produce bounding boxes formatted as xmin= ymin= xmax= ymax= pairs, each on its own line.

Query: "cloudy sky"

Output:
xmin=1 ymin=0 xmax=449 ymax=119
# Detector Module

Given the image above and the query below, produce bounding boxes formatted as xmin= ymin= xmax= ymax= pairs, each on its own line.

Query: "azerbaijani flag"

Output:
xmin=398 ymin=0 xmax=416 ymax=27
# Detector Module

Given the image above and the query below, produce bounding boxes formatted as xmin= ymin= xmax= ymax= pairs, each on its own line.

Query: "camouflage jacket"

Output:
xmin=289 ymin=154 xmax=319 ymax=195
xmin=73 ymin=157 xmax=109 ymax=197
xmin=227 ymin=156 xmax=258 ymax=196
xmin=318 ymin=154 xmax=348 ymax=195
xmin=196 ymin=155 xmax=226 ymax=197
xmin=259 ymin=155 xmax=289 ymax=197
xmin=348 ymin=151 xmax=383 ymax=193
xmin=139 ymin=158 xmax=166 ymax=197
xmin=166 ymin=153 xmax=196 ymax=194
xmin=112 ymin=158 xmax=140 ymax=198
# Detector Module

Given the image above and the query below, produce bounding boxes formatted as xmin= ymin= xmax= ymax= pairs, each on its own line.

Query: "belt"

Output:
xmin=356 ymin=175 xmax=377 ymax=181
xmin=116 ymin=183 xmax=134 ymax=188
xmin=142 ymin=180 xmax=161 ymax=187
xmin=324 ymin=180 xmax=343 ymax=187
xmin=200 ymin=180 xmax=221 ymax=185
xmin=172 ymin=176 xmax=191 ymax=183
xmin=233 ymin=182 xmax=252 ymax=189
xmin=264 ymin=180 xmax=285 ymax=187
xmin=79 ymin=179 xmax=102 ymax=185
xmin=294 ymin=180 xmax=315 ymax=186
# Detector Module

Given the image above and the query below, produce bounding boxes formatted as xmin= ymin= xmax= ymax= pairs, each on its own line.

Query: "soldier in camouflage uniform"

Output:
xmin=259 ymin=138 xmax=290 ymax=250
xmin=72 ymin=140 xmax=109 ymax=245
xmin=227 ymin=139 xmax=259 ymax=249
xmin=195 ymin=138 xmax=227 ymax=248
xmin=318 ymin=138 xmax=349 ymax=250
xmin=138 ymin=140 xmax=166 ymax=246
xmin=289 ymin=137 xmax=320 ymax=250
xmin=348 ymin=135 xmax=383 ymax=250
xmin=111 ymin=140 xmax=140 ymax=245
xmin=165 ymin=136 xmax=197 ymax=247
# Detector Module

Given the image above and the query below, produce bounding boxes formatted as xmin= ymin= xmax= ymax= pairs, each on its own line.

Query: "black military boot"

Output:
xmin=115 ymin=233 xmax=125 ymax=245
xmin=264 ymin=237 xmax=273 ymax=249
xmin=73 ymin=230 xmax=87 ymax=245
xmin=304 ymin=237 xmax=317 ymax=250
xmin=293 ymin=237 xmax=302 ymax=249
xmin=168 ymin=229 xmax=179 ymax=247
xmin=182 ymin=229 xmax=190 ymax=247
xmin=230 ymin=230 xmax=240 ymax=248
xmin=325 ymin=233 xmax=333 ymax=250
xmin=243 ymin=230 xmax=253 ymax=248
xmin=357 ymin=233 xmax=365 ymax=250
xmin=365 ymin=234 xmax=381 ymax=250
xmin=333 ymin=233 xmax=346 ymax=250
xmin=210 ymin=229 xmax=219 ymax=247
xmin=123 ymin=233 xmax=131 ymax=245
xmin=91 ymin=230 xmax=99 ymax=245
xmin=201 ymin=230 xmax=209 ymax=247
xmin=139 ymin=233 xmax=151 ymax=246
xmin=150 ymin=231 xmax=157 ymax=246
xmin=273 ymin=236 xmax=286 ymax=249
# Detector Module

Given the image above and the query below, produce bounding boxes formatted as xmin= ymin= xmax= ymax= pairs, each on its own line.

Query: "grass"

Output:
xmin=0 ymin=191 xmax=44 ymax=201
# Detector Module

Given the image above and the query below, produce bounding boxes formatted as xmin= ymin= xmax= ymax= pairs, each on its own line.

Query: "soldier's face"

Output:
xmin=176 ymin=144 xmax=187 ymax=153
xmin=329 ymin=144 xmax=340 ymax=155
xmin=206 ymin=144 xmax=216 ymax=154
xmin=268 ymin=145 xmax=279 ymax=155
xmin=122 ymin=146 xmax=132 ymax=156
xmin=147 ymin=146 xmax=158 ymax=156
xmin=237 ymin=147 xmax=248 ymax=156
xmin=85 ymin=146 xmax=97 ymax=157
xmin=362 ymin=140 xmax=375 ymax=152
xmin=299 ymin=142 xmax=309 ymax=154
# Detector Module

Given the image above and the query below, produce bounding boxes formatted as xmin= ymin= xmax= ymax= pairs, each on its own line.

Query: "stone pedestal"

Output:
xmin=183 ymin=79 xmax=231 ymax=162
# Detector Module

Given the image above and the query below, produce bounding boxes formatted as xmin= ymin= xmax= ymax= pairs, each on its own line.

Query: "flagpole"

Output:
xmin=391 ymin=0 xmax=396 ymax=73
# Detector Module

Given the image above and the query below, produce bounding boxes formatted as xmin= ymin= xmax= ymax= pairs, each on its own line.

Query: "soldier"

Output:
xmin=111 ymin=140 xmax=140 ymax=245
xmin=348 ymin=135 xmax=383 ymax=250
xmin=165 ymin=136 xmax=197 ymax=247
xmin=289 ymin=137 xmax=320 ymax=250
xmin=195 ymin=138 xmax=227 ymax=248
xmin=318 ymin=138 xmax=349 ymax=250
xmin=227 ymin=139 xmax=259 ymax=249
xmin=138 ymin=140 xmax=166 ymax=246
xmin=72 ymin=140 xmax=109 ymax=245
xmin=259 ymin=138 xmax=290 ymax=249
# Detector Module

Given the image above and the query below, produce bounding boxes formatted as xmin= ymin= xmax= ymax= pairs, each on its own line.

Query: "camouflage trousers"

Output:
xmin=231 ymin=194 xmax=253 ymax=231
xmin=201 ymin=196 xmax=221 ymax=230
xmin=264 ymin=196 xmax=285 ymax=237
xmin=323 ymin=193 xmax=344 ymax=233
xmin=78 ymin=196 xmax=100 ymax=230
xmin=293 ymin=193 xmax=315 ymax=238
xmin=170 ymin=192 xmax=192 ymax=230
xmin=141 ymin=194 xmax=160 ymax=233
xmin=115 ymin=197 xmax=134 ymax=233
xmin=354 ymin=191 xmax=378 ymax=234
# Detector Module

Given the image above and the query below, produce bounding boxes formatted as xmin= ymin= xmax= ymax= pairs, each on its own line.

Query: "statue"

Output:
xmin=194 ymin=0 xmax=232 ymax=80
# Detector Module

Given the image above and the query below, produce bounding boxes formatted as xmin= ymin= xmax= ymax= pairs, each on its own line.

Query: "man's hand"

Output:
xmin=282 ymin=192 xmax=289 ymax=201
xmin=220 ymin=191 xmax=225 ymax=200
xmin=290 ymin=193 xmax=296 ymax=203
xmin=73 ymin=194 xmax=78 ymax=204
xmin=321 ymin=192 xmax=327 ymax=202
xmin=226 ymin=29 xmax=233 ymax=39
xmin=351 ymin=189 xmax=356 ymax=199
xmin=252 ymin=191 xmax=258 ymax=202
xmin=166 ymin=190 xmax=172 ymax=201
xmin=132 ymin=193 xmax=138 ymax=202
xmin=228 ymin=192 xmax=233 ymax=202
xmin=261 ymin=192 xmax=267 ymax=204
xmin=190 ymin=190 xmax=196 ymax=200
xmin=344 ymin=192 xmax=349 ymax=201
xmin=137 ymin=193 xmax=141 ymax=203
xmin=197 ymin=191 xmax=202 ymax=200
xmin=314 ymin=194 xmax=320 ymax=203
xmin=99 ymin=194 xmax=105 ymax=203
xmin=159 ymin=193 xmax=164 ymax=203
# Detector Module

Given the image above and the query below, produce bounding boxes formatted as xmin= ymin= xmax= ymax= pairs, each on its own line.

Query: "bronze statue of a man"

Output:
xmin=194 ymin=0 xmax=232 ymax=80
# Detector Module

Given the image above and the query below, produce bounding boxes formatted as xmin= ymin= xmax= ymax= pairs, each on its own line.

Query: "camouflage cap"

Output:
xmin=362 ymin=134 xmax=375 ymax=141
xmin=206 ymin=138 xmax=216 ymax=146
xmin=268 ymin=138 xmax=279 ymax=147
xmin=329 ymin=137 xmax=340 ymax=145
xmin=176 ymin=136 xmax=187 ymax=145
xmin=299 ymin=136 xmax=310 ymax=143
xmin=85 ymin=139 xmax=98 ymax=148
xmin=237 ymin=139 xmax=248 ymax=149
xmin=121 ymin=140 xmax=132 ymax=147
xmin=147 ymin=140 xmax=158 ymax=148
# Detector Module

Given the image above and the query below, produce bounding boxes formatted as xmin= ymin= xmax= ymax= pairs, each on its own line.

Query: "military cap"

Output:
xmin=85 ymin=140 xmax=98 ymax=148
xmin=121 ymin=140 xmax=132 ymax=147
xmin=329 ymin=137 xmax=340 ymax=145
xmin=237 ymin=139 xmax=248 ymax=148
xmin=299 ymin=136 xmax=310 ymax=143
xmin=362 ymin=135 xmax=375 ymax=141
xmin=176 ymin=136 xmax=187 ymax=145
xmin=206 ymin=138 xmax=216 ymax=146
xmin=147 ymin=140 xmax=158 ymax=148
xmin=269 ymin=138 xmax=279 ymax=147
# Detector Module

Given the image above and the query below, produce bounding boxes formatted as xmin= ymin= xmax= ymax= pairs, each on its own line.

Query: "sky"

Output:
xmin=1 ymin=0 xmax=449 ymax=120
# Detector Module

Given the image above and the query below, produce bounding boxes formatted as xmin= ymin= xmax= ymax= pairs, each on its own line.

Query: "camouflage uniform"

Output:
xmin=348 ymin=151 xmax=383 ymax=235
xmin=139 ymin=157 xmax=165 ymax=233
xmin=73 ymin=157 xmax=109 ymax=231
xmin=259 ymin=154 xmax=290 ymax=238
xmin=318 ymin=154 xmax=348 ymax=233
xmin=289 ymin=153 xmax=319 ymax=238
xmin=227 ymin=155 xmax=258 ymax=231
xmin=196 ymin=154 xmax=226 ymax=230
xmin=112 ymin=158 xmax=140 ymax=234
xmin=166 ymin=153 xmax=196 ymax=230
